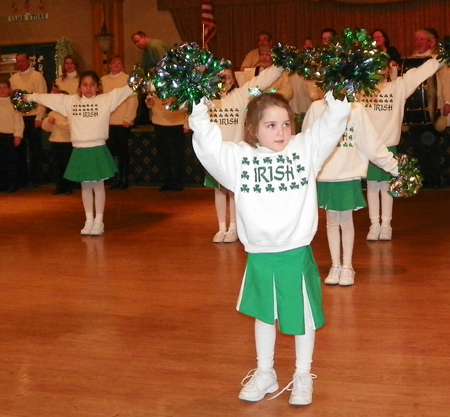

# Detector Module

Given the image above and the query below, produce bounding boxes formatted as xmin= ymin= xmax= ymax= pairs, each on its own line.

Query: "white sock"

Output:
xmin=326 ymin=211 xmax=341 ymax=266
xmin=255 ymin=319 xmax=276 ymax=371
xmin=295 ymin=279 xmax=315 ymax=375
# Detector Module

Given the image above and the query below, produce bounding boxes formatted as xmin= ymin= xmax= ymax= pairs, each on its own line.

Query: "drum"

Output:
xmin=399 ymin=57 xmax=438 ymax=125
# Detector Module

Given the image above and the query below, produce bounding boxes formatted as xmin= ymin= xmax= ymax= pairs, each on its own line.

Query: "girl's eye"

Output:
xmin=268 ymin=123 xmax=275 ymax=128
xmin=284 ymin=122 xmax=291 ymax=128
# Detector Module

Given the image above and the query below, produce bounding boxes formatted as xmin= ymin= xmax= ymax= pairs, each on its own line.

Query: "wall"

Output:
xmin=0 ymin=0 xmax=182 ymax=81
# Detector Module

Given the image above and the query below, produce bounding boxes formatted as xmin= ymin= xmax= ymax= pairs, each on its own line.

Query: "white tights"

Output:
xmin=254 ymin=282 xmax=315 ymax=375
xmin=366 ymin=181 xmax=393 ymax=226
xmin=326 ymin=210 xmax=354 ymax=268
xmin=214 ymin=188 xmax=236 ymax=231
xmin=81 ymin=180 xmax=106 ymax=222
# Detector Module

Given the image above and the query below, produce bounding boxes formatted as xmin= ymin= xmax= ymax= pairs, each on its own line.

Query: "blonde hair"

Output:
xmin=244 ymin=93 xmax=294 ymax=148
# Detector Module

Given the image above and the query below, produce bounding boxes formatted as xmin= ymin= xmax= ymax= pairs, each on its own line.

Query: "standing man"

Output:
xmin=131 ymin=31 xmax=171 ymax=124
xmin=131 ymin=30 xmax=171 ymax=71
xmin=241 ymin=31 xmax=273 ymax=70
xmin=10 ymin=52 xmax=48 ymax=188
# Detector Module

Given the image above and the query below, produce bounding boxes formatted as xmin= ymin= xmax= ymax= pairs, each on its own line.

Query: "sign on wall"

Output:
xmin=8 ymin=0 xmax=49 ymax=22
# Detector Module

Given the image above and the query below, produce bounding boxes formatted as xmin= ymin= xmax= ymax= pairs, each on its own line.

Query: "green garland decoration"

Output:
xmin=54 ymin=37 xmax=73 ymax=79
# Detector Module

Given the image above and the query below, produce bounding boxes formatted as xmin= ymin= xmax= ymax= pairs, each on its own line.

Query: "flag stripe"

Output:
xmin=201 ymin=0 xmax=216 ymax=47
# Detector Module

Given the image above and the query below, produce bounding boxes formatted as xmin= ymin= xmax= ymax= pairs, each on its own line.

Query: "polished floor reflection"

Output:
xmin=0 ymin=186 xmax=449 ymax=417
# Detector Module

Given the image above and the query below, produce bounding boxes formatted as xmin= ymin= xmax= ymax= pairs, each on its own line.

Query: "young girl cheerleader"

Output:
xmin=302 ymin=100 xmax=398 ymax=286
xmin=25 ymin=71 xmax=135 ymax=235
xmin=360 ymin=57 xmax=445 ymax=240
xmin=189 ymin=91 xmax=350 ymax=404
xmin=207 ymin=63 xmax=285 ymax=243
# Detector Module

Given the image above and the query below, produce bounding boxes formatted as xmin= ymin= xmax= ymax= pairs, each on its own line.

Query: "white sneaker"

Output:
xmin=80 ymin=220 xmax=94 ymax=235
xmin=238 ymin=368 xmax=279 ymax=402
xmin=223 ymin=229 xmax=238 ymax=243
xmin=90 ymin=221 xmax=104 ymax=236
xmin=289 ymin=373 xmax=316 ymax=405
xmin=212 ymin=230 xmax=226 ymax=243
xmin=339 ymin=267 xmax=355 ymax=286
xmin=367 ymin=224 xmax=381 ymax=240
xmin=324 ymin=265 xmax=341 ymax=285
xmin=379 ymin=226 xmax=392 ymax=240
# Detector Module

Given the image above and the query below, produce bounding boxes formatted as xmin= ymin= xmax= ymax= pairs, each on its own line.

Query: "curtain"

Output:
xmin=158 ymin=0 xmax=450 ymax=70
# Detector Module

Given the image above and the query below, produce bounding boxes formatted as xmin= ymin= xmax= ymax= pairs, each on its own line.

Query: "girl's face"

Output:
xmin=255 ymin=105 xmax=291 ymax=152
xmin=64 ymin=58 xmax=76 ymax=73
xmin=223 ymin=69 xmax=235 ymax=92
xmin=80 ymin=76 xmax=99 ymax=98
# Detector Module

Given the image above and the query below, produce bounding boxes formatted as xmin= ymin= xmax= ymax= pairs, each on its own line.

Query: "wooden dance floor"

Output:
xmin=0 ymin=185 xmax=449 ymax=417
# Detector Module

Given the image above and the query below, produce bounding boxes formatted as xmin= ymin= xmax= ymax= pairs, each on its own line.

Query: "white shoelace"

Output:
xmin=268 ymin=373 xmax=317 ymax=401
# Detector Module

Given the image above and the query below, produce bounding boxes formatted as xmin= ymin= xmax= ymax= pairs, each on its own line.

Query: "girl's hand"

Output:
xmin=13 ymin=137 xmax=22 ymax=147
xmin=145 ymin=97 xmax=155 ymax=108
xmin=49 ymin=117 xmax=56 ymax=124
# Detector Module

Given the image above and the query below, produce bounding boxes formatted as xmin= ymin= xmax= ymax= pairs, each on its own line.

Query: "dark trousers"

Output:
xmin=15 ymin=115 xmax=43 ymax=187
xmin=0 ymin=133 xmax=18 ymax=190
xmin=51 ymin=142 xmax=73 ymax=192
xmin=107 ymin=125 xmax=131 ymax=188
xmin=154 ymin=124 xmax=186 ymax=189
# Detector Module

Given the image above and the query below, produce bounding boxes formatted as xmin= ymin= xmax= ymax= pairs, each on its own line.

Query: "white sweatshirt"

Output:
xmin=359 ymin=57 xmax=444 ymax=147
xmin=41 ymin=111 xmax=71 ymax=143
xmin=101 ymin=71 xmax=138 ymax=126
xmin=0 ymin=97 xmax=24 ymax=137
xmin=10 ymin=67 xmax=48 ymax=120
xmin=26 ymin=86 xmax=134 ymax=148
xmin=302 ymin=100 xmax=398 ymax=182
xmin=210 ymin=64 xmax=283 ymax=143
xmin=190 ymin=93 xmax=351 ymax=253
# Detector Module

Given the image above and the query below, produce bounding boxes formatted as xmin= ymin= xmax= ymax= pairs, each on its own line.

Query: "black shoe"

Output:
xmin=7 ymin=186 xmax=18 ymax=193
xmin=159 ymin=185 xmax=172 ymax=192
xmin=64 ymin=189 xmax=73 ymax=195
xmin=29 ymin=183 xmax=40 ymax=189
xmin=172 ymin=185 xmax=184 ymax=192
xmin=53 ymin=188 xmax=64 ymax=195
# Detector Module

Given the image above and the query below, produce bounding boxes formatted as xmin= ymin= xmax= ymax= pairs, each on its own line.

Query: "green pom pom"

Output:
xmin=437 ymin=35 xmax=450 ymax=64
xmin=316 ymin=28 xmax=390 ymax=101
xmin=153 ymin=42 xmax=228 ymax=113
xmin=389 ymin=154 xmax=423 ymax=198
xmin=11 ymin=89 xmax=37 ymax=113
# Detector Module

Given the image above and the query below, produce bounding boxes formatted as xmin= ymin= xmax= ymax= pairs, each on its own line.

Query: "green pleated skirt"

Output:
xmin=317 ymin=179 xmax=366 ymax=211
xmin=236 ymin=246 xmax=325 ymax=335
xmin=367 ymin=146 xmax=398 ymax=182
xmin=64 ymin=145 xmax=117 ymax=182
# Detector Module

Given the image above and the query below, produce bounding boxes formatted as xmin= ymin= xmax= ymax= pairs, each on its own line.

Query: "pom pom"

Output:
xmin=389 ymin=154 xmax=423 ymax=198
xmin=128 ymin=65 xmax=154 ymax=95
xmin=437 ymin=35 xmax=450 ymax=64
xmin=316 ymin=28 xmax=389 ymax=101
xmin=11 ymin=89 xmax=37 ymax=113
xmin=153 ymin=42 xmax=228 ymax=113
xmin=271 ymin=43 xmax=301 ymax=72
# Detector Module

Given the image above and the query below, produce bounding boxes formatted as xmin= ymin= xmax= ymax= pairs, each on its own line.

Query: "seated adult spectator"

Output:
xmin=241 ymin=31 xmax=273 ymax=70
xmin=255 ymin=47 xmax=293 ymax=101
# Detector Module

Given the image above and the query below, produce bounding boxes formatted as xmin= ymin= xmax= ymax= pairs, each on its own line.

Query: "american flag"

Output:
xmin=201 ymin=0 xmax=216 ymax=49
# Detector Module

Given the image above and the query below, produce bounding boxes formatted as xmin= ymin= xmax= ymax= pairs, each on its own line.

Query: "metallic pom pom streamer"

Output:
xmin=315 ymin=28 xmax=389 ymax=101
xmin=11 ymin=89 xmax=37 ymax=113
xmin=153 ymin=42 xmax=228 ymax=113
xmin=389 ymin=154 xmax=423 ymax=198
xmin=437 ymin=35 xmax=450 ymax=64
xmin=128 ymin=65 xmax=155 ymax=95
